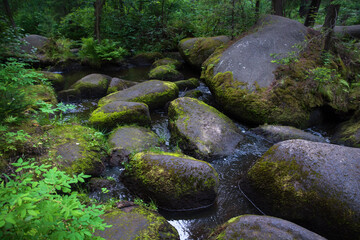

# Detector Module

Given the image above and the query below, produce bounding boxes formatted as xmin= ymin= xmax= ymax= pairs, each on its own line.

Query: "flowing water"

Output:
xmin=60 ymin=65 xmax=328 ymax=239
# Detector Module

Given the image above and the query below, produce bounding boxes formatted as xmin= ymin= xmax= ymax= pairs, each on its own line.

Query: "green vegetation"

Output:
xmin=0 ymin=158 xmax=110 ymax=239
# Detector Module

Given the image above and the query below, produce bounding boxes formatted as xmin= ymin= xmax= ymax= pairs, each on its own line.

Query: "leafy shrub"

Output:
xmin=0 ymin=59 xmax=48 ymax=123
xmin=58 ymin=7 xmax=94 ymax=40
xmin=0 ymin=158 xmax=110 ymax=239
xmin=42 ymin=38 xmax=74 ymax=62
xmin=78 ymin=38 xmax=128 ymax=67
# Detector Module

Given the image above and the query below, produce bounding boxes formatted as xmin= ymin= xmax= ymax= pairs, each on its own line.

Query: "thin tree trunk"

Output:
xmin=231 ymin=0 xmax=236 ymax=39
xmin=3 ymin=0 xmax=16 ymax=30
xmin=304 ymin=0 xmax=321 ymax=27
xmin=255 ymin=0 xmax=260 ymax=18
xmin=94 ymin=0 xmax=105 ymax=43
xmin=323 ymin=1 xmax=340 ymax=51
xmin=272 ymin=0 xmax=283 ymax=16
xmin=299 ymin=0 xmax=308 ymax=18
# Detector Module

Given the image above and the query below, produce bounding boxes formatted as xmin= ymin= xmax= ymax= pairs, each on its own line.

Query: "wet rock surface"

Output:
xmin=89 ymin=100 xmax=151 ymax=130
xmin=247 ymin=139 xmax=360 ymax=240
xmin=98 ymin=80 xmax=179 ymax=110
xmin=95 ymin=204 xmax=179 ymax=240
xmin=168 ymin=97 xmax=244 ymax=159
xmin=122 ymin=151 xmax=219 ymax=210
xmin=252 ymin=124 xmax=326 ymax=143
xmin=70 ymin=73 xmax=111 ymax=98
xmin=108 ymin=126 xmax=160 ymax=166
xmin=210 ymin=215 xmax=327 ymax=240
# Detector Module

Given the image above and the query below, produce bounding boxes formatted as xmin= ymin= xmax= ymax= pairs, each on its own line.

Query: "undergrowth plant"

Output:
xmin=0 ymin=158 xmax=110 ymax=239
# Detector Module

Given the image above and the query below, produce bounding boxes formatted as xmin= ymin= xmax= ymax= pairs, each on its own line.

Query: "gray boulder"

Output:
xmin=99 ymin=80 xmax=179 ymax=110
xmin=213 ymin=15 xmax=307 ymax=89
xmin=247 ymin=139 xmax=360 ymax=239
xmin=107 ymin=77 xmax=137 ymax=94
xmin=332 ymin=114 xmax=360 ymax=148
xmin=148 ymin=65 xmax=184 ymax=81
xmin=122 ymin=151 xmax=219 ymax=210
xmin=201 ymin=15 xmax=323 ymax=127
xmin=21 ymin=34 xmax=48 ymax=54
xmin=89 ymin=101 xmax=151 ymax=130
xmin=95 ymin=204 xmax=179 ymax=240
xmin=174 ymin=78 xmax=200 ymax=91
xmin=252 ymin=125 xmax=326 ymax=143
xmin=168 ymin=97 xmax=243 ymax=159
xmin=41 ymin=125 xmax=107 ymax=176
xmin=70 ymin=73 xmax=111 ymax=98
xmin=39 ymin=71 xmax=65 ymax=91
xmin=179 ymin=36 xmax=230 ymax=69
xmin=108 ymin=126 xmax=160 ymax=166
xmin=210 ymin=215 xmax=326 ymax=240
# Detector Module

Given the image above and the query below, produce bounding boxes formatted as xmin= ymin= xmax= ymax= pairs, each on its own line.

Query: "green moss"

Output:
xmin=175 ymin=78 xmax=200 ymax=90
xmin=148 ymin=65 xmax=183 ymax=81
xmin=152 ymin=58 xmax=181 ymax=69
xmin=247 ymin=146 xmax=360 ymax=236
xmin=89 ymin=103 xmax=151 ymax=130
xmin=128 ymin=151 xmax=218 ymax=200
xmin=42 ymin=124 xmax=107 ymax=175
xmin=23 ymin=84 xmax=58 ymax=106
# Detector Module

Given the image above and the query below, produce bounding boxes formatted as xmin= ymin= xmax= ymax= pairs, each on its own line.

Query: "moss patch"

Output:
xmin=148 ymin=65 xmax=183 ymax=81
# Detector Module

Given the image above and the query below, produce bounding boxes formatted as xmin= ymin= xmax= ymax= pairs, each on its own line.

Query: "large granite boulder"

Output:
xmin=130 ymin=52 xmax=163 ymax=65
xmin=148 ymin=65 xmax=184 ymax=81
xmin=122 ymin=151 xmax=219 ymax=210
xmin=252 ymin=125 xmax=326 ymax=143
xmin=95 ymin=203 xmax=179 ymax=240
xmin=41 ymin=125 xmax=107 ymax=176
xmin=108 ymin=126 xmax=160 ymax=166
xmin=98 ymin=80 xmax=179 ymax=110
xmin=179 ymin=36 xmax=230 ymax=69
xmin=107 ymin=77 xmax=137 ymax=94
xmin=89 ymin=101 xmax=151 ymax=130
xmin=210 ymin=215 xmax=326 ymax=240
xmin=21 ymin=34 xmax=49 ymax=54
xmin=201 ymin=15 xmax=327 ymax=127
xmin=70 ymin=73 xmax=111 ymax=98
xmin=168 ymin=97 xmax=243 ymax=159
xmin=247 ymin=139 xmax=360 ymax=239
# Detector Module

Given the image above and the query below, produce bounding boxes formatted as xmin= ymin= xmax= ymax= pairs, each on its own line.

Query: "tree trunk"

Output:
xmin=272 ymin=0 xmax=283 ymax=16
xmin=94 ymin=0 xmax=105 ymax=43
xmin=323 ymin=1 xmax=340 ymax=51
xmin=304 ymin=0 xmax=321 ymax=27
xmin=255 ymin=0 xmax=260 ymax=18
xmin=231 ymin=0 xmax=236 ymax=39
xmin=3 ymin=0 xmax=16 ymax=30
xmin=299 ymin=0 xmax=309 ymax=18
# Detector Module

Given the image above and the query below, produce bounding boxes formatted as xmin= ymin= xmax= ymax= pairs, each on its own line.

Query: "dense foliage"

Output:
xmin=0 ymin=158 xmax=109 ymax=239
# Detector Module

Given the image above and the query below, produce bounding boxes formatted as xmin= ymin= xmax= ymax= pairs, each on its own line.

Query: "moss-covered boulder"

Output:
xmin=21 ymin=34 xmax=49 ymax=54
xmin=178 ymin=36 xmax=230 ymax=69
xmin=41 ymin=124 xmax=107 ymax=176
xmin=89 ymin=101 xmax=151 ymax=130
xmin=201 ymin=16 xmax=331 ymax=128
xmin=168 ymin=97 xmax=243 ymax=159
xmin=174 ymin=78 xmax=200 ymax=91
xmin=107 ymin=77 xmax=137 ymax=94
xmin=152 ymin=58 xmax=182 ymax=70
xmin=130 ymin=52 xmax=163 ymax=65
xmin=183 ymin=89 xmax=203 ymax=99
xmin=23 ymin=84 xmax=58 ymax=106
xmin=95 ymin=204 xmax=179 ymax=240
xmin=333 ymin=114 xmax=360 ymax=147
xmin=252 ymin=124 xmax=326 ymax=143
xmin=122 ymin=151 xmax=219 ymax=210
xmin=247 ymin=139 xmax=360 ymax=240
xmin=39 ymin=71 xmax=65 ymax=91
xmin=98 ymin=80 xmax=179 ymax=110
xmin=57 ymin=88 xmax=81 ymax=102
xmin=148 ymin=65 xmax=184 ymax=81
xmin=108 ymin=126 xmax=160 ymax=166
xmin=209 ymin=215 xmax=326 ymax=240
xmin=70 ymin=73 xmax=111 ymax=98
